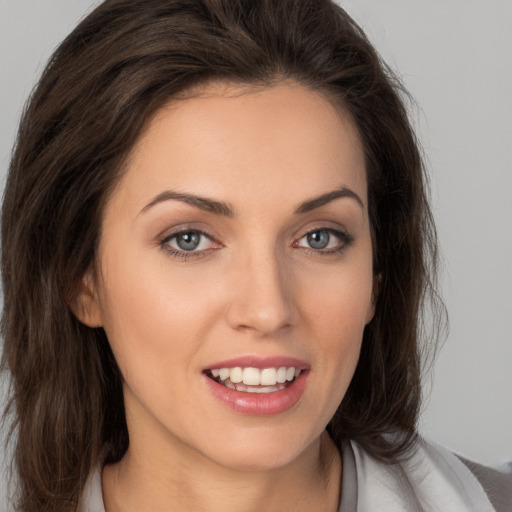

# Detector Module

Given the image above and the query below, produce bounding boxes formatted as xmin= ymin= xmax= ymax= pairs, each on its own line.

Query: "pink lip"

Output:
xmin=202 ymin=366 xmax=309 ymax=416
xmin=204 ymin=356 xmax=309 ymax=371
xmin=203 ymin=372 xmax=308 ymax=416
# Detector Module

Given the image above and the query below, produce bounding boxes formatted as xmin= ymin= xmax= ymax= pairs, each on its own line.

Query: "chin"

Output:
xmin=208 ymin=447 xmax=303 ymax=472
xmin=197 ymin=428 xmax=320 ymax=472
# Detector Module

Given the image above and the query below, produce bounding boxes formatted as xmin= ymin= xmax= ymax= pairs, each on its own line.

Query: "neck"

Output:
xmin=102 ymin=431 xmax=342 ymax=512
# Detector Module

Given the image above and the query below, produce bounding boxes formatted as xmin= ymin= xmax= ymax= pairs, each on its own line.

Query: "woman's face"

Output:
xmin=84 ymin=81 xmax=375 ymax=470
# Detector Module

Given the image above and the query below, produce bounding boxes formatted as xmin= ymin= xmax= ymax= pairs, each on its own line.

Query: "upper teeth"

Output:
xmin=210 ymin=367 xmax=301 ymax=386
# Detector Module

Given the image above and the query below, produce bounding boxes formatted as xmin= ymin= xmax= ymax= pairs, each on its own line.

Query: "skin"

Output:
xmin=76 ymin=81 xmax=375 ymax=511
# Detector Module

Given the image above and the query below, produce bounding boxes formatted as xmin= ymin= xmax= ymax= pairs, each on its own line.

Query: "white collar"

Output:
xmin=79 ymin=437 xmax=496 ymax=512
xmin=350 ymin=438 xmax=496 ymax=511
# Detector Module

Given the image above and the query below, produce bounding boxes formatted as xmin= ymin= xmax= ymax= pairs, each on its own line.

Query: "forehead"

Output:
xmin=110 ymin=81 xmax=368 ymax=218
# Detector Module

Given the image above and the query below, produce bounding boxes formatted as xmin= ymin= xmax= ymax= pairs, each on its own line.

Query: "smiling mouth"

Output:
xmin=205 ymin=366 xmax=302 ymax=394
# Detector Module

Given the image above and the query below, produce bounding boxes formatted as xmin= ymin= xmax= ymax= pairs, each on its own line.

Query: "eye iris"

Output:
xmin=307 ymin=230 xmax=330 ymax=249
xmin=176 ymin=231 xmax=201 ymax=251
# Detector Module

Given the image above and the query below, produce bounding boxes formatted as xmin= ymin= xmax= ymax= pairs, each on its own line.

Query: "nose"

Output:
xmin=225 ymin=249 xmax=297 ymax=336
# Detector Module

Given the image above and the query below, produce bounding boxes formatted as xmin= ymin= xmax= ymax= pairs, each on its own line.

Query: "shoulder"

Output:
xmin=456 ymin=454 xmax=512 ymax=512
xmin=348 ymin=437 xmax=511 ymax=512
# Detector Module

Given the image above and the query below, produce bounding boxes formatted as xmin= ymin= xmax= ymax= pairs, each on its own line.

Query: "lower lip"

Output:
xmin=203 ymin=372 xmax=308 ymax=416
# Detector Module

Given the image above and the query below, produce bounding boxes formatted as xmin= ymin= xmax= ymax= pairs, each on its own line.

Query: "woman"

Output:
xmin=1 ymin=0 xmax=510 ymax=511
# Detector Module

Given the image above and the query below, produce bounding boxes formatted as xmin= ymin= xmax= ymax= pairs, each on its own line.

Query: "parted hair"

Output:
xmin=1 ymin=0 xmax=443 ymax=510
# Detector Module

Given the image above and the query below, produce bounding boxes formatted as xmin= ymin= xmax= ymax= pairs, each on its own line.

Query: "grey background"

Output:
xmin=1 ymin=0 xmax=511 ymax=505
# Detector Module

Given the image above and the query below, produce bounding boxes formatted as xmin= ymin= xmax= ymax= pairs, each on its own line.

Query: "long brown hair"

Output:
xmin=1 ymin=0 xmax=444 ymax=510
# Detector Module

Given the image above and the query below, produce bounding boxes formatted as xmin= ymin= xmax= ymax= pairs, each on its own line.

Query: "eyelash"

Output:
xmin=293 ymin=227 xmax=354 ymax=255
xmin=159 ymin=227 xmax=354 ymax=260
xmin=159 ymin=229 xmax=219 ymax=260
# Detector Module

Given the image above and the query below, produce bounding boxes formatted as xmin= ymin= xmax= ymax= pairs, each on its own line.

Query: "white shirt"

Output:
xmin=80 ymin=437 xmax=511 ymax=512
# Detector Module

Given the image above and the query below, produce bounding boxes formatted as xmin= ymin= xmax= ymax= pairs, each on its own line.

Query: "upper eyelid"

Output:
xmin=301 ymin=226 xmax=345 ymax=235
xmin=159 ymin=226 xmax=221 ymax=247
xmin=297 ymin=226 xmax=351 ymax=240
xmin=161 ymin=228 xmax=211 ymax=242
xmin=291 ymin=218 xmax=350 ymax=236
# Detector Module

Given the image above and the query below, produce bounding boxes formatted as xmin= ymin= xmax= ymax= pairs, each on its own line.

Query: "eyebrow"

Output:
xmin=294 ymin=187 xmax=364 ymax=214
xmin=139 ymin=190 xmax=235 ymax=217
xmin=139 ymin=186 xmax=364 ymax=217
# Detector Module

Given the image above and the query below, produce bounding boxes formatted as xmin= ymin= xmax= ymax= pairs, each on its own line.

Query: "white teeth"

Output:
xmin=242 ymin=367 xmax=260 ymax=385
xmin=260 ymin=368 xmax=277 ymax=386
xmin=210 ymin=365 xmax=303 ymax=390
xmin=219 ymin=368 xmax=230 ymax=381
xmin=235 ymin=383 xmax=286 ymax=393
xmin=276 ymin=367 xmax=287 ymax=383
xmin=230 ymin=367 xmax=243 ymax=384
xmin=244 ymin=384 xmax=286 ymax=393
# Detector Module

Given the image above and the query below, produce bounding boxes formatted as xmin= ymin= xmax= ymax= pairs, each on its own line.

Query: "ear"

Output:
xmin=69 ymin=270 xmax=104 ymax=328
xmin=365 ymin=273 xmax=381 ymax=324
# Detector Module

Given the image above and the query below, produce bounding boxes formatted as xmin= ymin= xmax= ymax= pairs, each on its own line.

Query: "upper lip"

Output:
xmin=204 ymin=356 xmax=309 ymax=371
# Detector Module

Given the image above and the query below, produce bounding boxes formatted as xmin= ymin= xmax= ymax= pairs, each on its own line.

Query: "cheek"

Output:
xmin=97 ymin=251 xmax=223 ymax=379
xmin=302 ymin=255 xmax=374 ymax=334
xmin=298 ymin=255 xmax=373 ymax=389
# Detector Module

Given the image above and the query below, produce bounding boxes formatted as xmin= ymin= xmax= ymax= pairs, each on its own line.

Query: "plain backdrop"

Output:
xmin=1 ymin=0 xmax=511 ymax=506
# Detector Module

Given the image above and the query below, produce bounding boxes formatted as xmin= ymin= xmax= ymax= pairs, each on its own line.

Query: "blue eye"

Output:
xmin=306 ymin=230 xmax=331 ymax=249
xmin=175 ymin=231 xmax=201 ymax=251
xmin=296 ymin=228 xmax=353 ymax=253
xmin=160 ymin=229 xmax=218 ymax=257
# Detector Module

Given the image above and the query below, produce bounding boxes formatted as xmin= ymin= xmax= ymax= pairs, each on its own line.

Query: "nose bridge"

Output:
xmin=226 ymin=240 xmax=295 ymax=335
